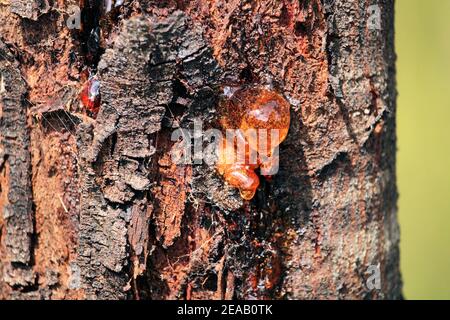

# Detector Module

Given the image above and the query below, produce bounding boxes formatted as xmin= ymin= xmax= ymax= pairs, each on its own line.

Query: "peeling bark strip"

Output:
xmin=0 ymin=41 xmax=35 ymax=286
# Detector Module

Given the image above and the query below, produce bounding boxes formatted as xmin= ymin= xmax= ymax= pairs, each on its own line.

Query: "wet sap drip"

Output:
xmin=80 ymin=77 xmax=101 ymax=116
xmin=34 ymin=0 xmax=128 ymax=133
xmin=217 ymin=86 xmax=291 ymax=200
xmin=225 ymin=166 xmax=260 ymax=200
xmin=240 ymin=88 xmax=290 ymax=153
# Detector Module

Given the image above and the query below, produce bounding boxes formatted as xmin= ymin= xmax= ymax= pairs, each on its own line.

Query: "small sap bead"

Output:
xmin=80 ymin=78 xmax=101 ymax=115
xmin=238 ymin=87 xmax=290 ymax=153
xmin=216 ymin=140 xmax=260 ymax=200
xmin=239 ymin=189 xmax=257 ymax=201
xmin=223 ymin=165 xmax=260 ymax=200
xmin=216 ymin=85 xmax=291 ymax=201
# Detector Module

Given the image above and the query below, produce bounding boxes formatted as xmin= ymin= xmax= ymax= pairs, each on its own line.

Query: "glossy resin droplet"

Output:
xmin=238 ymin=87 xmax=290 ymax=153
xmin=224 ymin=165 xmax=260 ymax=201
xmin=80 ymin=78 xmax=101 ymax=116
xmin=217 ymin=141 xmax=260 ymax=199
xmin=216 ymin=86 xmax=291 ymax=201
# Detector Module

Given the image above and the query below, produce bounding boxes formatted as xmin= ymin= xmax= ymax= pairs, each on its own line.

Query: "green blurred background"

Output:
xmin=396 ymin=0 xmax=450 ymax=299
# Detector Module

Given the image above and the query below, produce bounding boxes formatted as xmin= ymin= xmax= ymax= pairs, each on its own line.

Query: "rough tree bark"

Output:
xmin=0 ymin=0 xmax=401 ymax=299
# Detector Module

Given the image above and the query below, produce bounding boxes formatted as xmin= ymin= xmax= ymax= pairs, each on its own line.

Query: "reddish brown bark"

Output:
xmin=0 ymin=0 xmax=401 ymax=299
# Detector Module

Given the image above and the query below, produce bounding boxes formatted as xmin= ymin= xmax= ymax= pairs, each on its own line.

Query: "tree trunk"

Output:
xmin=0 ymin=0 xmax=401 ymax=299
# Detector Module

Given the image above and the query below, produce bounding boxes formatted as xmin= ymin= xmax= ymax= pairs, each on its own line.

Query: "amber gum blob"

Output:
xmin=80 ymin=78 xmax=101 ymax=115
xmin=216 ymin=137 xmax=258 ymax=175
xmin=237 ymin=88 xmax=290 ymax=153
xmin=216 ymin=86 xmax=291 ymax=201
xmin=223 ymin=165 xmax=260 ymax=201
xmin=216 ymin=141 xmax=260 ymax=198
